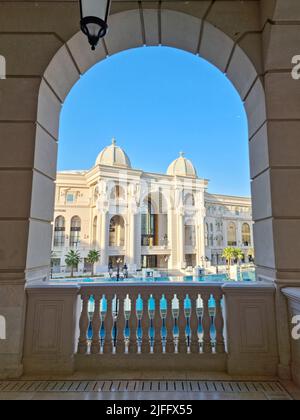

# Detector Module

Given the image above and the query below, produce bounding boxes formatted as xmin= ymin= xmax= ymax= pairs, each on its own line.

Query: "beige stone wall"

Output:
xmin=52 ymin=166 xmax=253 ymax=273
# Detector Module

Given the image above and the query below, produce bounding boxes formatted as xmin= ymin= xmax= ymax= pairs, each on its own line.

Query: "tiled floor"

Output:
xmin=0 ymin=379 xmax=298 ymax=400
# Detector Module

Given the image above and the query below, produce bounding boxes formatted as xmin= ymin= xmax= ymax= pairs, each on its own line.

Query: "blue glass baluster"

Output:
xmin=87 ymin=296 xmax=94 ymax=342
xmin=123 ymin=294 xmax=131 ymax=354
xmin=100 ymin=295 xmax=106 ymax=353
xmin=196 ymin=294 xmax=203 ymax=352
xmin=184 ymin=295 xmax=192 ymax=353
xmin=148 ymin=295 xmax=155 ymax=353
xmin=172 ymin=294 xmax=180 ymax=354
xmin=111 ymin=294 xmax=119 ymax=354
xmin=209 ymin=295 xmax=216 ymax=349
xmin=136 ymin=294 xmax=143 ymax=354
xmin=160 ymin=295 xmax=167 ymax=353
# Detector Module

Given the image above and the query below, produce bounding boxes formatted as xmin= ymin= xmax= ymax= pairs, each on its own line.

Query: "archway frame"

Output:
xmin=28 ymin=8 xmax=266 ymax=284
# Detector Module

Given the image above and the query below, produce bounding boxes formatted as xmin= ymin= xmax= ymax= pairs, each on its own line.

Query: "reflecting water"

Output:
xmin=52 ymin=269 xmax=256 ymax=285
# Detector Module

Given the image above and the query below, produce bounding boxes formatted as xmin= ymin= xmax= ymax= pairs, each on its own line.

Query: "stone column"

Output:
xmin=237 ymin=222 xmax=242 ymax=247
xmin=167 ymin=207 xmax=174 ymax=270
xmin=223 ymin=221 xmax=228 ymax=249
xmin=177 ymin=210 xmax=185 ymax=270
xmin=99 ymin=211 xmax=109 ymax=270
xmin=135 ymin=212 xmax=142 ymax=270
xmin=251 ymin=0 xmax=300 ymax=379
xmin=127 ymin=211 xmax=137 ymax=270
xmin=196 ymin=210 xmax=205 ymax=266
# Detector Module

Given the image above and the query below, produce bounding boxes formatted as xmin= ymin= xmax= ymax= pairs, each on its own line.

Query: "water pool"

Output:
xmin=50 ymin=269 xmax=256 ymax=284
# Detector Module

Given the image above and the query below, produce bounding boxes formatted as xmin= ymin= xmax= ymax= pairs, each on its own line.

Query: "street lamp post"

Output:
xmin=116 ymin=257 xmax=122 ymax=282
xmin=164 ymin=255 xmax=170 ymax=277
xmin=79 ymin=0 xmax=111 ymax=50
xmin=216 ymin=253 xmax=219 ymax=274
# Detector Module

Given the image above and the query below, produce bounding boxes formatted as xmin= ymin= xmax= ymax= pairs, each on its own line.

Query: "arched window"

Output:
xmin=141 ymin=198 xmax=157 ymax=246
xmin=0 ymin=315 xmax=6 ymax=340
xmin=110 ymin=185 xmax=125 ymax=200
xmin=184 ymin=193 xmax=195 ymax=207
xmin=242 ymin=223 xmax=251 ymax=246
xmin=227 ymin=222 xmax=237 ymax=246
xmin=70 ymin=216 xmax=81 ymax=248
xmin=109 ymin=215 xmax=125 ymax=247
xmin=185 ymin=224 xmax=196 ymax=247
xmin=92 ymin=216 xmax=97 ymax=247
xmin=53 ymin=216 xmax=65 ymax=247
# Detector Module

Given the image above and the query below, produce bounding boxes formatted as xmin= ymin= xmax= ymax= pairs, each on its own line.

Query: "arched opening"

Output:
xmin=31 ymin=8 xmax=267 ymax=282
xmin=141 ymin=198 xmax=157 ymax=247
xmin=141 ymin=192 xmax=168 ymax=247
xmin=242 ymin=223 xmax=251 ymax=247
xmin=0 ymin=315 xmax=6 ymax=340
xmin=109 ymin=215 xmax=125 ymax=247
xmin=70 ymin=216 xmax=81 ymax=248
xmin=53 ymin=216 xmax=66 ymax=248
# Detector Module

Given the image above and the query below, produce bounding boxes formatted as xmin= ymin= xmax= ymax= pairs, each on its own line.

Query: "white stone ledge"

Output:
xmin=26 ymin=284 xmax=79 ymax=292
xmin=223 ymin=282 xmax=275 ymax=294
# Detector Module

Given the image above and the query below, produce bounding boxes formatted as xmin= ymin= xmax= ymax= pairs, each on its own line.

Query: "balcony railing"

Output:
xmin=77 ymin=283 xmax=225 ymax=356
xmin=23 ymin=282 xmax=279 ymax=377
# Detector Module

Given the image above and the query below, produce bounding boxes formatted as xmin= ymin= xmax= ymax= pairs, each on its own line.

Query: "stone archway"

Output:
xmin=2 ymin=1 xmax=299 ymax=379
xmin=109 ymin=215 xmax=125 ymax=247
xmin=32 ymin=9 xmax=265 ymax=284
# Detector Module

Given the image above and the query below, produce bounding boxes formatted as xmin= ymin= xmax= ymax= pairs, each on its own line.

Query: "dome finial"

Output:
xmin=95 ymin=138 xmax=131 ymax=168
xmin=167 ymin=152 xmax=197 ymax=178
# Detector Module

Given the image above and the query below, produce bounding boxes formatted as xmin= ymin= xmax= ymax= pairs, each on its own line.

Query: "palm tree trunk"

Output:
xmin=71 ymin=266 xmax=74 ymax=278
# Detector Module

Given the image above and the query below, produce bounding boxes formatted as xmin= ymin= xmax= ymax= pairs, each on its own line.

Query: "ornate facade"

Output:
xmin=51 ymin=139 xmax=253 ymax=274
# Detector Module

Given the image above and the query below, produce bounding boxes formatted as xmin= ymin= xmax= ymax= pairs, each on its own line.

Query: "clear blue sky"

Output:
xmin=58 ymin=46 xmax=250 ymax=196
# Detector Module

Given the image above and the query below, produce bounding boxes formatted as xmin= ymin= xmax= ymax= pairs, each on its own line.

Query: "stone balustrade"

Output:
xmin=23 ymin=282 xmax=279 ymax=377
xmin=77 ymin=283 xmax=225 ymax=357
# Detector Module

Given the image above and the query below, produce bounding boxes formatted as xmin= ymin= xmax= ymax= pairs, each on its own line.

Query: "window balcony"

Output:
xmin=141 ymin=245 xmax=171 ymax=255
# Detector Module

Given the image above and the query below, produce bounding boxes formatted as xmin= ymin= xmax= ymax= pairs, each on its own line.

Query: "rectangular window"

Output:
xmin=66 ymin=193 xmax=75 ymax=203
xmin=141 ymin=255 xmax=158 ymax=268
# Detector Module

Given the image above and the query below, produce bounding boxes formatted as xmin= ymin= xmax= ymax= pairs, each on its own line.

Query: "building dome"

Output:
xmin=95 ymin=138 xmax=131 ymax=168
xmin=167 ymin=152 xmax=197 ymax=178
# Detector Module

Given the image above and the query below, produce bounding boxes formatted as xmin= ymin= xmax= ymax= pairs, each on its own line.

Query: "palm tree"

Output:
xmin=86 ymin=249 xmax=100 ymax=276
xmin=65 ymin=250 xmax=81 ymax=278
xmin=234 ymin=248 xmax=244 ymax=265
xmin=222 ymin=247 xmax=236 ymax=271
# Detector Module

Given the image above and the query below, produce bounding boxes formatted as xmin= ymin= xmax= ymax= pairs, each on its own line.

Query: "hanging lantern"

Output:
xmin=79 ymin=0 xmax=111 ymax=50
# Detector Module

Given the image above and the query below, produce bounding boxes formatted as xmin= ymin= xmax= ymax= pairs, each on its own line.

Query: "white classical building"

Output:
xmin=51 ymin=139 xmax=253 ymax=274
